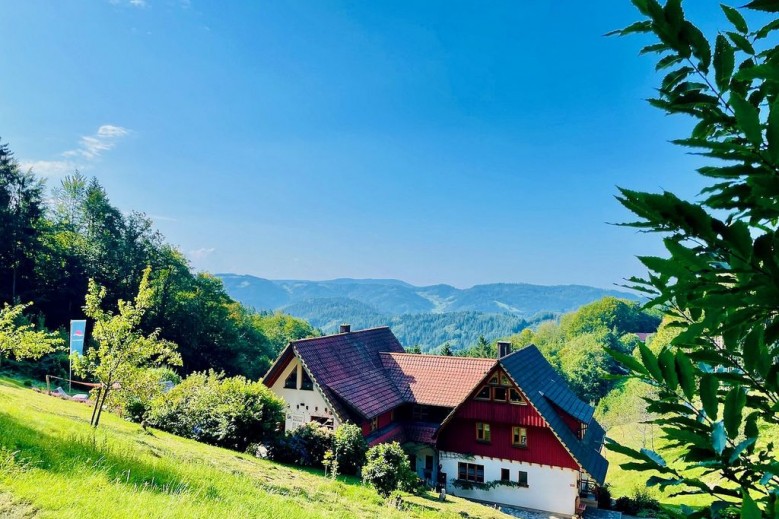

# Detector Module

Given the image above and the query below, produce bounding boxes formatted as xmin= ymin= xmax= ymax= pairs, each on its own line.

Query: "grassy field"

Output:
xmin=605 ymin=420 xmax=778 ymax=508
xmin=0 ymin=377 xmax=510 ymax=519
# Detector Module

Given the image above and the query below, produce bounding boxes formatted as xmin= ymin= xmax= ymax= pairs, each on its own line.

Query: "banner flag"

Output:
xmin=69 ymin=320 xmax=87 ymax=355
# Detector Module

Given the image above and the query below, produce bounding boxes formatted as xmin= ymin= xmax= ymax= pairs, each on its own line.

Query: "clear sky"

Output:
xmin=1 ymin=1 xmax=727 ymax=289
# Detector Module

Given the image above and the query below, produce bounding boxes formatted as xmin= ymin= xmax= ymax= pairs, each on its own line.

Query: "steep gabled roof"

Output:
xmin=291 ymin=327 xmax=405 ymax=420
xmin=380 ymin=353 xmax=496 ymax=407
xmin=500 ymin=346 xmax=608 ymax=485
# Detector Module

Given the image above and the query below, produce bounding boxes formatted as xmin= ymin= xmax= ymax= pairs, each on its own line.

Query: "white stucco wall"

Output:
xmin=439 ymin=452 xmax=579 ymax=517
xmin=269 ymin=356 xmax=340 ymax=432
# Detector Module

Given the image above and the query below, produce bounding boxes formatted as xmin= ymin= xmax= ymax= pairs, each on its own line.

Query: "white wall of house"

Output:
xmin=407 ymin=445 xmax=437 ymax=483
xmin=439 ymin=451 xmax=579 ymax=517
xmin=268 ymin=356 xmax=340 ymax=432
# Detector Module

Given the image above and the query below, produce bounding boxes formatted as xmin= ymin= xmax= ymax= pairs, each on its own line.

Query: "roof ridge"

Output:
xmin=291 ymin=326 xmax=392 ymax=345
xmin=382 ymin=352 xmax=497 ymax=362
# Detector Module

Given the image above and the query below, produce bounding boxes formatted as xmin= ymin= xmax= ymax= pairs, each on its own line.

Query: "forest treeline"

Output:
xmin=0 ymin=140 xmax=316 ymax=380
xmin=458 ymin=297 xmax=661 ymax=403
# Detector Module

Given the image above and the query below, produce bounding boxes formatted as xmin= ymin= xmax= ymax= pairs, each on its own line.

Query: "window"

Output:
xmin=517 ymin=470 xmax=529 ymax=487
xmin=489 ymin=374 xmax=499 ymax=385
xmin=284 ymin=368 xmax=297 ymax=389
xmin=412 ymin=405 xmax=430 ymax=421
xmin=580 ymin=422 xmax=588 ymax=440
xmin=425 ymin=455 xmax=434 ymax=471
xmin=492 ymin=387 xmax=507 ymax=401
xmin=512 ymin=426 xmax=528 ymax=447
xmin=300 ymin=369 xmax=314 ymax=391
xmin=476 ymin=422 xmax=491 ymax=443
xmin=458 ymin=462 xmax=485 ymax=483
xmin=509 ymin=388 xmax=525 ymax=405
xmin=370 ymin=417 xmax=378 ymax=431
xmin=475 ymin=386 xmax=491 ymax=400
xmin=500 ymin=374 xmax=510 ymax=386
xmin=500 ymin=468 xmax=510 ymax=481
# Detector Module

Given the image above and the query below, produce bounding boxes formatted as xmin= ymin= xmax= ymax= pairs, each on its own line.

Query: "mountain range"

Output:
xmin=217 ymin=274 xmax=639 ymax=351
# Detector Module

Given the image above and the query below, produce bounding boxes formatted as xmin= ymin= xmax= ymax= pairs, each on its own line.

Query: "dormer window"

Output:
xmin=300 ymin=369 xmax=314 ymax=391
xmin=284 ymin=369 xmax=297 ymax=389
xmin=509 ymin=388 xmax=526 ymax=405
xmin=475 ymin=386 xmax=491 ymax=400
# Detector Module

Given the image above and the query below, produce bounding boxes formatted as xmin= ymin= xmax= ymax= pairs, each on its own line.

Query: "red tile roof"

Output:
xmin=380 ymin=353 xmax=496 ymax=407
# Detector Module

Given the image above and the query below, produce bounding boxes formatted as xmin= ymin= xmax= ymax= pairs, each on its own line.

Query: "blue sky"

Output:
xmin=1 ymin=1 xmax=727 ymax=289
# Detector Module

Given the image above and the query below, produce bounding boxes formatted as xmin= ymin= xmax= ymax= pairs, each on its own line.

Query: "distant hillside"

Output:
xmin=219 ymin=275 xmax=637 ymax=316
xmin=218 ymin=274 xmax=638 ymax=351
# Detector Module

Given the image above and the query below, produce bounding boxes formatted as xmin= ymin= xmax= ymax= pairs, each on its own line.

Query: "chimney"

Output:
xmin=339 ymin=323 xmax=351 ymax=334
xmin=498 ymin=341 xmax=512 ymax=358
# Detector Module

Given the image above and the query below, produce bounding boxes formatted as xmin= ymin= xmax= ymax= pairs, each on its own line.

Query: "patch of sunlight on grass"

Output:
xmin=0 ymin=377 xmax=510 ymax=519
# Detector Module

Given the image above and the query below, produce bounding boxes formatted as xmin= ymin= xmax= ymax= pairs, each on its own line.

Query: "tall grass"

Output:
xmin=0 ymin=378 xmax=508 ymax=518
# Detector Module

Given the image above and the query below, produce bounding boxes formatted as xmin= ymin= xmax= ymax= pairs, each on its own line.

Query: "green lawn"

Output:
xmin=0 ymin=377 xmax=510 ymax=519
xmin=605 ymin=420 xmax=778 ymax=508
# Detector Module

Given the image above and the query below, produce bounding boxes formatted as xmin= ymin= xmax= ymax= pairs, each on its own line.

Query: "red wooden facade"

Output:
xmin=436 ymin=367 xmax=579 ymax=471
xmin=361 ymin=409 xmax=395 ymax=435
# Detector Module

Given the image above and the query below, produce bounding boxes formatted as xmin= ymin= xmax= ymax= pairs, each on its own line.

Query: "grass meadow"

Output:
xmin=0 ymin=377 xmax=510 ymax=519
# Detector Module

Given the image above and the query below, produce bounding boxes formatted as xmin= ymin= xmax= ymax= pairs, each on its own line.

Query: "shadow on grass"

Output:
xmin=0 ymin=411 xmax=207 ymax=497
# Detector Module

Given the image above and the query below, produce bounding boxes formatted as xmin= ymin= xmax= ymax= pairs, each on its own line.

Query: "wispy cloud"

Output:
xmin=21 ymin=124 xmax=131 ymax=178
xmin=189 ymin=247 xmax=215 ymax=260
xmin=109 ymin=0 xmax=147 ymax=7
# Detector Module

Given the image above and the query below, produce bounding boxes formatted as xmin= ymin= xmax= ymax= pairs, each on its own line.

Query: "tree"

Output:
xmin=73 ymin=267 xmax=181 ymax=428
xmin=0 ymin=302 xmax=63 ymax=364
xmin=607 ymin=1 xmax=779 ymax=516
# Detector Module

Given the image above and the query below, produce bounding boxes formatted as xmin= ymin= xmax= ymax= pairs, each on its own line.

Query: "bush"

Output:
xmin=362 ymin=442 xmax=416 ymax=498
xmin=267 ymin=422 xmax=333 ymax=468
xmin=613 ymin=487 xmax=660 ymax=516
xmin=111 ymin=367 xmax=180 ymax=423
xmin=148 ymin=370 xmax=284 ymax=451
xmin=332 ymin=423 xmax=367 ymax=475
xmin=596 ymin=483 xmax=612 ymax=509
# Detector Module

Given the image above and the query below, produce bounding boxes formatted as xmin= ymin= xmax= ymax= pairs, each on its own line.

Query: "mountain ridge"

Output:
xmin=217 ymin=274 xmax=638 ymax=351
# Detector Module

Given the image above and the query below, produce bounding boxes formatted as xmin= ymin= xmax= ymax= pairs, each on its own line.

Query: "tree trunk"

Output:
xmin=93 ymin=385 xmax=111 ymax=428
xmin=90 ymin=386 xmax=102 ymax=427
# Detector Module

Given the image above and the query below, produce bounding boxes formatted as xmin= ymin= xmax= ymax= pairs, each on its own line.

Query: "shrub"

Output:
xmin=332 ymin=423 xmax=367 ymax=475
xmin=613 ymin=487 xmax=660 ymax=515
xmin=362 ymin=442 xmax=416 ymax=498
xmin=596 ymin=483 xmax=612 ymax=509
xmin=110 ymin=367 xmax=180 ymax=423
xmin=267 ymin=422 xmax=333 ymax=468
xmin=148 ymin=370 xmax=284 ymax=451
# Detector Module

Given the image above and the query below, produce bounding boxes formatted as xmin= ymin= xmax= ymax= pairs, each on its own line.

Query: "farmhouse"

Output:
xmin=263 ymin=325 xmax=608 ymax=517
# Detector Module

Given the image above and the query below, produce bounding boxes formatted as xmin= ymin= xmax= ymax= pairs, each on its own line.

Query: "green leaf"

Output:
xmin=659 ymin=348 xmax=679 ymax=391
xmin=745 ymin=0 xmax=779 ymax=12
xmin=713 ymin=34 xmax=735 ymax=91
xmin=606 ymin=347 xmax=649 ymax=375
xmin=721 ymin=5 xmax=748 ymax=33
xmin=640 ymin=448 xmax=667 ymax=467
xmin=639 ymin=342 xmax=663 ymax=382
xmin=727 ymin=32 xmax=756 ymax=55
xmin=712 ymin=421 xmax=727 ymax=455
xmin=755 ymin=19 xmax=779 ymax=39
xmin=683 ymin=22 xmax=711 ymax=71
xmin=724 ymin=386 xmax=746 ymax=438
xmin=728 ymin=437 xmax=756 ymax=463
xmin=769 ymin=98 xmax=779 ymax=162
xmin=730 ymin=92 xmax=763 ymax=145
xmin=676 ymin=350 xmax=696 ymax=400
xmin=741 ymin=490 xmax=761 ymax=519
xmin=700 ymin=374 xmax=719 ymax=421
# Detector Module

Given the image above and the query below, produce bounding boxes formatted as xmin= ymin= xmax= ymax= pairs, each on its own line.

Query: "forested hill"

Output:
xmin=218 ymin=274 xmax=639 ymax=351
xmin=218 ymin=275 xmax=637 ymax=317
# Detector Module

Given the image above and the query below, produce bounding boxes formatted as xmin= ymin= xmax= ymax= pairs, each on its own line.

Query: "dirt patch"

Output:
xmin=0 ymin=491 xmax=37 ymax=518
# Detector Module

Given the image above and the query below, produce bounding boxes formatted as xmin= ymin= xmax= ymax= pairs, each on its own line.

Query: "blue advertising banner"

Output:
xmin=70 ymin=320 xmax=87 ymax=355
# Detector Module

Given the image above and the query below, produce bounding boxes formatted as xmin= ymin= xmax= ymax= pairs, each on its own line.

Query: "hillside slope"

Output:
xmin=219 ymin=274 xmax=638 ymax=350
xmin=0 ymin=378 xmax=510 ymax=519
xmin=219 ymin=274 xmax=637 ymax=316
